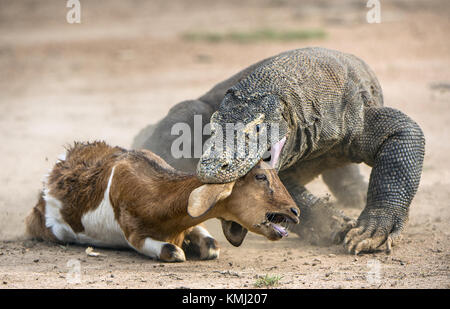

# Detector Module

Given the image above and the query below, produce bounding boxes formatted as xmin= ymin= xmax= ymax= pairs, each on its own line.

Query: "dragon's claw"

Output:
xmin=343 ymin=211 xmax=405 ymax=254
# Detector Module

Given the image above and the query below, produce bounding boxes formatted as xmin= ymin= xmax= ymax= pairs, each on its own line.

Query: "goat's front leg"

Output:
xmin=183 ymin=226 xmax=220 ymax=260
xmin=126 ymin=232 xmax=186 ymax=262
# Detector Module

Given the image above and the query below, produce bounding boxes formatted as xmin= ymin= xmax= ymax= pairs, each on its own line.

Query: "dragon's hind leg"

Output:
xmin=280 ymin=169 xmax=356 ymax=245
xmin=322 ymin=163 xmax=368 ymax=209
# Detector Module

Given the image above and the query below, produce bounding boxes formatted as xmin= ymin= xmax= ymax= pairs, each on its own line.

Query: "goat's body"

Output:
xmin=26 ymin=141 xmax=299 ymax=262
xmin=26 ymin=142 xmax=216 ymax=261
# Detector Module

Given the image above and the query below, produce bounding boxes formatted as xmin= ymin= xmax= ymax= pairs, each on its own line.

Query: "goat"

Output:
xmin=26 ymin=141 xmax=300 ymax=262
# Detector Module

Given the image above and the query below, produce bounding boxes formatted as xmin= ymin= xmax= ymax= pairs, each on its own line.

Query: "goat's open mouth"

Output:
xmin=264 ymin=212 xmax=296 ymax=238
xmin=262 ymin=136 xmax=286 ymax=169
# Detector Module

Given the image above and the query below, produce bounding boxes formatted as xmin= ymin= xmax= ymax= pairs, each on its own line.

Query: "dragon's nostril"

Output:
xmin=221 ymin=163 xmax=229 ymax=170
xmin=290 ymin=207 xmax=299 ymax=217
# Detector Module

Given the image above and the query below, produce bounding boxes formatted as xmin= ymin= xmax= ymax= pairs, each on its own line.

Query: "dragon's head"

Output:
xmin=197 ymin=91 xmax=292 ymax=183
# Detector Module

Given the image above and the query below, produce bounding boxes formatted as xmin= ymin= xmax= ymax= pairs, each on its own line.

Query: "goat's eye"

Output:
xmin=255 ymin=174 xmax=267 ymax=181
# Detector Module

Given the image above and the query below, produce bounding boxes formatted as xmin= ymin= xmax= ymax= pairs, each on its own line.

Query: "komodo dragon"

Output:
xmin=133 ymin=47 xmax=425 ymax=254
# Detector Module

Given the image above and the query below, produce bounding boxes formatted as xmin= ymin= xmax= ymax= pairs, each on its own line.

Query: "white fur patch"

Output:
xmin=124 ymin=237 xmax=165 ymax=259
xmin=44 ymin=188 xmax=77 ymax=242
xmin=43 ymin=150 xmax=75 ymax=241
xmin=193 ymin=226 xmax=213 ymax=238
xmin=139 ymin=238 xmax=166 ymax=259
xmin=78 ymin=166 xmax=128 ymax=247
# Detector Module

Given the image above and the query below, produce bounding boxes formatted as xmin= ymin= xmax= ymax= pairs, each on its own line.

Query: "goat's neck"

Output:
xmin=155 ymin=174 xmax=220 ymax=233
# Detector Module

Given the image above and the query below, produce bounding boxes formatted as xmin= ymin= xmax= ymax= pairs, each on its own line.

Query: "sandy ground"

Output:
xmin=0 ymin=0 xmax=449 ymax=289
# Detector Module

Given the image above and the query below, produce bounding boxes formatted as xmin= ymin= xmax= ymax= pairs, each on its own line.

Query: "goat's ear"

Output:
xmin=187 ymin=181 xmax=236 ymax=218
xmin=221 ymin=219 xmax=248 ymax=247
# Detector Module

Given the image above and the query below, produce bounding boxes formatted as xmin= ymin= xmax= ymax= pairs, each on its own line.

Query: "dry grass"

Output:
xmin=182 ymin=28 xmax=327 ymax=43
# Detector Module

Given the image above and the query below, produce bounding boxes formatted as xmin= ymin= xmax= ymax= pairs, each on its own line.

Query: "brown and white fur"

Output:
xmin=26 ymin=141 xmax=300 ymax=262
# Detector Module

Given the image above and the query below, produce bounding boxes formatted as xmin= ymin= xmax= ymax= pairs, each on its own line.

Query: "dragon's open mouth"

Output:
xmin=263 ymin=136 xmax=286 ymax=169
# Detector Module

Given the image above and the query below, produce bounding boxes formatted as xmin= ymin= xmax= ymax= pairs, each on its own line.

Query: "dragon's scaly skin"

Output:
xmin=133 ymin=47 xmax=425 ymax=254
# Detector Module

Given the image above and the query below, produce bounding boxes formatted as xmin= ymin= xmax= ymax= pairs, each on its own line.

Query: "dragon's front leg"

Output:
xmin=345 ymin=107 xmax=425 ymax=254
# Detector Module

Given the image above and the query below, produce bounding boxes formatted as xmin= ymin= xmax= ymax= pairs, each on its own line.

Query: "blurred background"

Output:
xmin=0 ymin=0 xmax=449 ymax=240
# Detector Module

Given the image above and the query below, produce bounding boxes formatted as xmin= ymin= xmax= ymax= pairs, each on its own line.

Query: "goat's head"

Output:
xmin=187 ymin=161 xmax=300 ymax=247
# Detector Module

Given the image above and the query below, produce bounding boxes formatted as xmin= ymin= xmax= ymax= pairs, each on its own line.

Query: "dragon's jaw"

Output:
xmin=197 ymin=134 xmax=288 ymax=183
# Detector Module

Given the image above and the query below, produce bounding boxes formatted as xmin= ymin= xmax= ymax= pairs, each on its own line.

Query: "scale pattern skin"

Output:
xmin=134 ymin=47 xmax=425 ymax=254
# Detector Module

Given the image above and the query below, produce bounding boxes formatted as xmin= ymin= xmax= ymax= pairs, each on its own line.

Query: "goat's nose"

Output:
xmin=290 ymin=207 xmax=300 ymax=217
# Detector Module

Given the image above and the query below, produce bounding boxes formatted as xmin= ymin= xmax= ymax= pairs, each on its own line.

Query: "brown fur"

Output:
xmin=26 ymin=141 xmax=299 ymax=261
xmin=25 ymin=192 xmax=58 ymax=242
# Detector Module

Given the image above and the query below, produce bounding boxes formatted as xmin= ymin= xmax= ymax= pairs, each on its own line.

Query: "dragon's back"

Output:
xmin=224 ymin=47 xmax=383 ymax=160
xmin=231 ymin=47 xmax=382 ymax=115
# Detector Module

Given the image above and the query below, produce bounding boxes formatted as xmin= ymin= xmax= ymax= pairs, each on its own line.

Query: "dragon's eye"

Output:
xmin=255 ymin=124 xmax=261 ymax=133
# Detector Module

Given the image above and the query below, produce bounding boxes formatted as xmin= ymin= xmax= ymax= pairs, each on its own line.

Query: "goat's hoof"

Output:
xmin=160 ymin=243 xmax=186 ymax=262
xmin=200 ymin=237 xmax=220 ymax=260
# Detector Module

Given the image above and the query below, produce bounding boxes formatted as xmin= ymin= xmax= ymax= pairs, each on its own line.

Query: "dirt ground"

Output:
xmin=0 ymin=0 xmax=449 ymax=289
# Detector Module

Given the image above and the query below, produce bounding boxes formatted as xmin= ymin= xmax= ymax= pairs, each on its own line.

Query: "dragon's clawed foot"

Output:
xmin=343 ymin=208 xmax=405 ymax=255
